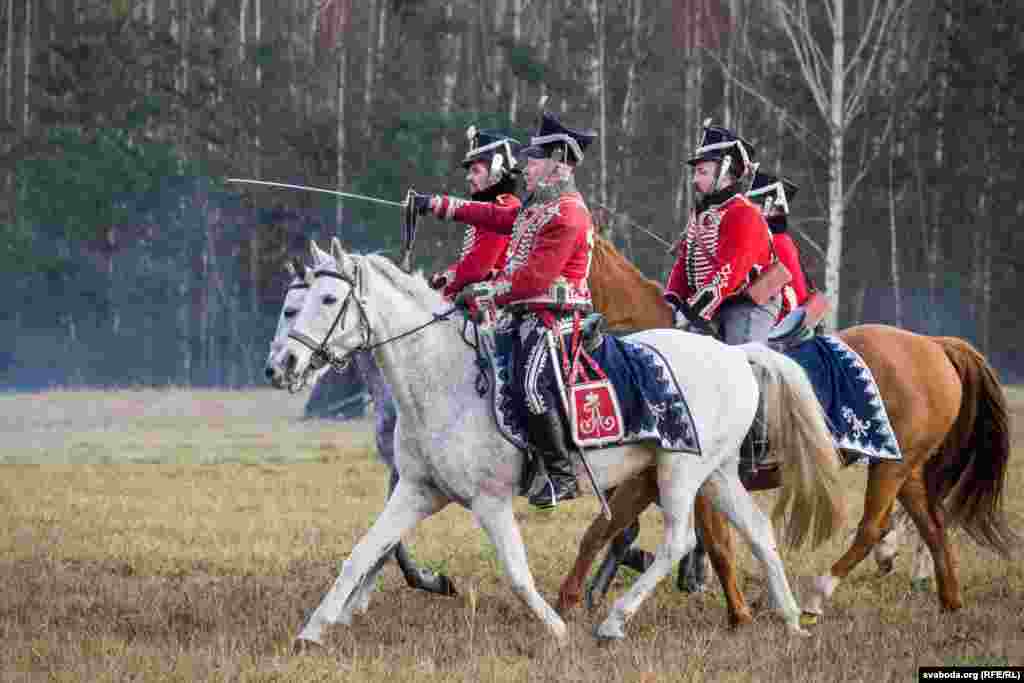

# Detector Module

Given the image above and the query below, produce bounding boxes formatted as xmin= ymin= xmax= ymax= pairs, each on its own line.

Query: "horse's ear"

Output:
xmin=330 ymin=236 xmax=346 ymax=261
xmin=309 ymin=239 xmax=329 ymax=265
xmin=284 ymin=260 xmax=296 ymax=278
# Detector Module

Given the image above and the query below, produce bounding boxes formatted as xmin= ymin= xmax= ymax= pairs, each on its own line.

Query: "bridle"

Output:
xmin=285 ymin=256 xmax=457 ymax=392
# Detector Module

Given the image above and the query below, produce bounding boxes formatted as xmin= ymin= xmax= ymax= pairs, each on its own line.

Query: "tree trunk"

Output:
xmin=888 ymin=144 xmax=902 ymax=327
xmin=824 ymin=0 xmax=845 ymax=332
xmin=507 ymin=0 xmax=521 ymax=124
xmin=22 ymin=0 xmax=30 ymax=132
xmin=335 ymin=37 xmax=347 ymax=232
xmin=439 ymin=1 xmax=462 ymax=153
xmin=926 ymin=6 xmax=951 ymax=334
xmin=239 ymin=0 xmax=249 ymax=68
xmin=595 ymin=0 xmax=607 ymax=208
xmin=254 ymin=0 xmax=262 ymax=84
xmin=614 ymin=0 xmax=644 ymax=258
xmin=5 ymin=0 xmax=13 ymax=124
xmin=538 ymin=0 xmax=552 ymax=102
xmin=362 ymin=0 xmax=378 ymax=139
xmin=674 ymin=55 xmax=702 ymax=226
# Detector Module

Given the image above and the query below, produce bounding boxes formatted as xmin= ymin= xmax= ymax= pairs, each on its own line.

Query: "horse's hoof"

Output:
xmin=799 ymin=611 xmax=819 ymax=627
xmin=291 ymin=638 xmax=324 ymax=656
xmin=594 ymin=620 xmax=626 ymax=641
xmin=910 ymin=577 xmax=932 ymax=593
xmin=556 ymin=594 xmax=580 ymax=616
xmin=728 ymin=610 xmax=754 ymax=629
xmin=876 ymin=556 xmax=895 ymax=576
xmin=438 ymin=574 xmax=458 ymax=597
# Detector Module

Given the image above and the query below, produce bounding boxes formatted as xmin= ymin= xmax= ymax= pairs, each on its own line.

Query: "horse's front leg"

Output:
xmin=559 ymin=471 xmax=657 ymax=613
xmin=695 ymin=489 xmax=752 ymax=627
xmin=295 ymin=479 xmax=447 ymax=648
xmin=385 ymin=469 xmax=457 ymax=596
xmin=473 ymin=495 xmax=567 ymax=643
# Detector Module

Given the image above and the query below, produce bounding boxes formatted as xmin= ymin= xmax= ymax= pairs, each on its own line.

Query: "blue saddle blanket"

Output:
xmin=785 ymin=335 xmax=901 ymax=463
xmin=487 ymin=328 xmax=701 ymax=454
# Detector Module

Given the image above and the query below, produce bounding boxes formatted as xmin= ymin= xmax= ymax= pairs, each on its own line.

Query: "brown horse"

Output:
xmin=559 ymin=236 xmax=1017 ymax=624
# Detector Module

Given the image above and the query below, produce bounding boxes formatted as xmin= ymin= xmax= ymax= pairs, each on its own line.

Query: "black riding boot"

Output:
xmin=526 ymin=408 xmax=579 ymax=509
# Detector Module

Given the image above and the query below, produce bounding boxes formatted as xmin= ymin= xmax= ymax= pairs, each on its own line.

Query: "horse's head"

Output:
xmin=265 ymin=258 xmax=321 ymax=389
xmin=271 ymin=238 xmax=370 ymax=389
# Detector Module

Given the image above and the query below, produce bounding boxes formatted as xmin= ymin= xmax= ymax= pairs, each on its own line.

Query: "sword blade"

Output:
xmin=575 ymin=445 xmax=613 ymax=521
xmin=596 ymin=202 xmax=674 ymax=249
xmin=225 ymin=178 xmax=404 ymax=208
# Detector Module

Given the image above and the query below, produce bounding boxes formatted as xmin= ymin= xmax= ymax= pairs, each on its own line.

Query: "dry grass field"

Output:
xmin=1 ymin=386 xmax=1023 ymax=682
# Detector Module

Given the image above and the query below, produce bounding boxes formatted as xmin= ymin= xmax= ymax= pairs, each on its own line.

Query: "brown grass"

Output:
xmin=2 ymin=387 xmax=1023 ymax=682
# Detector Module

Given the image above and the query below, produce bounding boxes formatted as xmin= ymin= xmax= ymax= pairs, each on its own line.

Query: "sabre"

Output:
xmin=225 ymin=178 xmax=405 ymax=208
xmin=595 ymin=202 xmax=674 ymax=250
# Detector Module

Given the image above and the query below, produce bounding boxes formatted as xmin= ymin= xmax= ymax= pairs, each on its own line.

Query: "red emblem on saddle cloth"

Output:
xmin=555 ymin=313 xmax=624 ymax=448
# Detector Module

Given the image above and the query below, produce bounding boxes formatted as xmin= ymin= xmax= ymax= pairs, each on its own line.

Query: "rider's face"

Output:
xmin=692 ymin=160 xmax=720 ymax=195
xmin=525 ymin=157 xmax=551 ymax=192
xmin=466 ymin=161 xmax=490 ymax=194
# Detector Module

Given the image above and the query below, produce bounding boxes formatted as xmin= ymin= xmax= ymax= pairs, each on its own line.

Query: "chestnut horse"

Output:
xmin=559 ymin=236 xmax=1017 ymax=624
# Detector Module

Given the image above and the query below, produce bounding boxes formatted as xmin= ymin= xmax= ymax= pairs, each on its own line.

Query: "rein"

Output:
xmin=286 ymin=257 xmax=459 ymax=391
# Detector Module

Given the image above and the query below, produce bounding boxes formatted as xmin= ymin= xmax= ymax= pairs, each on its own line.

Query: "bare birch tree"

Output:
xmin=4 ymin=0 xmax=13 ymax=125
xmin=585 ymin=0 xmax=607 ymax=211
xmin=361 ymin=0 xmax=378 ymax=139
xmin=507 ymin=0 xmax=521 ymax=124
xmin=773 ymin=0 xmax=912 ymax=329
xmin=22 ymin=0 xmax=30 ymax=132
xmin=439 ymin=1 xmax=462 ymax=154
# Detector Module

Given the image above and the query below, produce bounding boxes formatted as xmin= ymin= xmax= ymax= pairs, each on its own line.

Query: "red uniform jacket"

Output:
xmin=436 ymin=193 xmax=519 ymax=300
xmin=666 ymin=194 xmax=774 ymax=320
xmin=773 ymin=232 xmax=810 ymax=316
xmin=433 ymin=189 xmax=593 ymax=310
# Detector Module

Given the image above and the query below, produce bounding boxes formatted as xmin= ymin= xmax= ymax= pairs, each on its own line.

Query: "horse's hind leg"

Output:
xmin=700 ymin=464 xmax=806 ymax=635
xmin=558 ymin=470 xmax=658 ymax=613
xmin=696 ymin=490 xmax=752 ymax=627
xmin=473 ymin=495 xmax=567 ymax=642
xmin=897 ymin=468 xmax=962 ymax=609
xmin=806 ymin=461 xmax=907 ymax=617
xmin=385 ymin=469 xmax=457 ymax=596
xmin=295 ymin=480 xmax=446 ymax=647
xmin=872 ymin=500 xmax=901 ymax=575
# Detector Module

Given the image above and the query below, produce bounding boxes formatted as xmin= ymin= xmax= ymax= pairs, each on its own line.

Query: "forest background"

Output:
xmin=1 ymin=0 xmax=1021 ymax=389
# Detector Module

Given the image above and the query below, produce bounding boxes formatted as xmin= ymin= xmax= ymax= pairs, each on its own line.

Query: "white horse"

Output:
xmin=268 ymin=238 xmax=844 ymax=647
xmin=265 ymin=259 xmax=458 ymax=598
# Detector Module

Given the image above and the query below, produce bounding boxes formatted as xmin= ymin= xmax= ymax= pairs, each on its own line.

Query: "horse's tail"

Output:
xmin=931 ymin=337 xmax=1018 ymax=558
xmin=743 ymin=343 xmax=845 ymax=549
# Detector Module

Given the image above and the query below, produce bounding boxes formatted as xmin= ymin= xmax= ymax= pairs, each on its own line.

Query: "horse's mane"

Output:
xmin=362 ymin=253 xmax=446 ymax=310
xmin=589 ymin=235 xmax=673 ymax=331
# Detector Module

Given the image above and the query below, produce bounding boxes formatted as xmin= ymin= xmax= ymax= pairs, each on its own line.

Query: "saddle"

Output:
xmin=765 ymin=291 xmax=830 ymax=351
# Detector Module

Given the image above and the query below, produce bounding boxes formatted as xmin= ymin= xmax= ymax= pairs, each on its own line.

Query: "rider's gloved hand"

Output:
xmin=429 ymin=270 xmax=451 ymax=291
xmin=411 ymin=192 xmax=436 ymax=216
xmin=454 ymin=282 xmax=497 ymax=324
xmin=665 ymin=293 xmax=717 ymax=338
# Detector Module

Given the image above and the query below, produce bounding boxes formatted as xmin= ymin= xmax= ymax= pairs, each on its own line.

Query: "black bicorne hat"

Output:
xmin=748 ymin=171 xmax=799 ymax=214
xmin=462 ymin=126 xmax=522 ymax=173
xmin=687 ymin=122 xmax=756 ymax=172
xmin=519 ymin=111 xmax=597 ymax=164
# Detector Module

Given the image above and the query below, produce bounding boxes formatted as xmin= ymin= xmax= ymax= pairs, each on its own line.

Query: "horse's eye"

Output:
xmin=283 ymin=309 xmax=298 ymax=319
xmin=322 ymin=294 xmax=338 ymax=306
